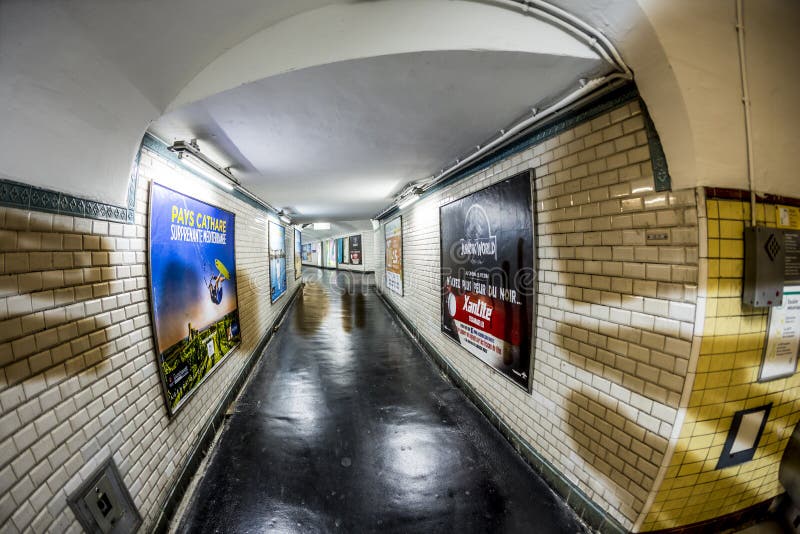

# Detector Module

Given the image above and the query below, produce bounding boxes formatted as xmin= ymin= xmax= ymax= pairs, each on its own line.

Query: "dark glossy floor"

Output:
xmin=176 ymin=268 xmax=585 ymax=534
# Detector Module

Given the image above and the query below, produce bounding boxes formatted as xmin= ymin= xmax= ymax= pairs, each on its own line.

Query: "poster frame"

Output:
xmin=384 ymin=216 xmax=404 ymax=296
xmin=438 ymin=169 xmax=536 ymax=393
xmin=147 ymin=181 xmax=241 ymax=416
xmin=758 ymin=285 xmax=800 ymax=382
xmin=268 ymin=220 xmax=287 ymax=303
xmin=294 ymin=228 xmax=302 ymax=280
xmin=349 ymin=234 xmax=362 ymax=265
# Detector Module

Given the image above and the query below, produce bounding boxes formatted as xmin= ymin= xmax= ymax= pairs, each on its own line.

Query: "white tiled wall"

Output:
xmin=0 ymin=143 xmax=299 ymax=533
xmin=375 ymin=100 xmax=699 ymax=529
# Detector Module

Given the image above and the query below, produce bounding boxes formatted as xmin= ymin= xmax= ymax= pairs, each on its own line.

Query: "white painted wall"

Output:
xmin=555 ymin=0 xmax=800 ymax=196
xmin=0 ymin=1 xmax=157 ymax=206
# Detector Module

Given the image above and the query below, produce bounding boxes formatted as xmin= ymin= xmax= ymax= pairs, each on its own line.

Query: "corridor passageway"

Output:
xmin=174 ymin=268 xmax=584 ymax=533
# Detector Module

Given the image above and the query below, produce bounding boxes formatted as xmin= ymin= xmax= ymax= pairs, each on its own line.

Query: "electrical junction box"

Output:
xmin=68 ymin=458 xmax=141 ymax=534
xmin=743 ymin=226 xmax=784 ymax=307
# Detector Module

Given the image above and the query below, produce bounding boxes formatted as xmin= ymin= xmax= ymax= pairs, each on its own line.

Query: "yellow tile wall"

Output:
xmin=640 ymin=197 xmax=800 ymax=531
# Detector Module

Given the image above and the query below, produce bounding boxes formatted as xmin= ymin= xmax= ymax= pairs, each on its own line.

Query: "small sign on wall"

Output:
xmin=759 ymin=286 xmax=800 ymax=381
xmin=776 ymin=205 xmax=800 ymax=230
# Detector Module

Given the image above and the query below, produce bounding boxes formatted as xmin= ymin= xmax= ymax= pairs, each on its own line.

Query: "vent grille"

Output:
xmin=765 ymin=233 xmax=781 ymax=262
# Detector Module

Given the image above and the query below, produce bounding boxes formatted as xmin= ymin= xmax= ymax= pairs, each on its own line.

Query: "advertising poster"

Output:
xmin=301 ymin=243 xmax=314 ymax=262
xmin=349 ymin=235 xmax=362 ymax=265
xmin=760 ymin=286 xmax=800 ymax=381
xmin=440 ymin=172 xmax=534 ymax=389
xmin=148 ymin=182 xmax=241 ymax=414
xmin=269 ymin=221 xmax=287 ymax=302
xmin=294 ymin=228 xmax=302 ymax=279
xmin=337 ymin=238 xmax=345 ymax=264
xmin=385 ymin=217 xmax=403 ymax=295
xmin=342 ymin=237 xmax=350 ymax=264
xmin=324 ymin=239 xmax=337 ymax=268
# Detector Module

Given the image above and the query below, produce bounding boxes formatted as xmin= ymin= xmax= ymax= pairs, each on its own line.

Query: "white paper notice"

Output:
xmin=760 ymin=286 xmax=800 ymax=381
xmin=730 ymin=410 xmax=766 ymax=455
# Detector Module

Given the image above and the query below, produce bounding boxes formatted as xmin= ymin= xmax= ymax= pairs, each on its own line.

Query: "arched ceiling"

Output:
xmin=150 ymin=49 xmax=604 ymax=221
xmin=1 ymin=0 xmax=796 ymax=218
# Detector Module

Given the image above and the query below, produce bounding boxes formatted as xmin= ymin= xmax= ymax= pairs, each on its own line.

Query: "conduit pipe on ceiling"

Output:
xmin=160 ymin=135 xmax=283 ymax=218
xmin=735 ymin=0 xmax=757 ymax=227
xmin=512 ymin=0 xmax=632 ymax=77
xmin=374 ymin=73 xmax=630 ymax=220
xmin=374 ymin=0 xmax=633 ymax=220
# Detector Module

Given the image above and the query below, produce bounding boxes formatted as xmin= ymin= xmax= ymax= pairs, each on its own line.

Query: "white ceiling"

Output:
xmin=150 ymin=49 xmax=603 ymax=221
xmin=301 ymin=220 xmax=375 ymax=241
xmin=9 ymin=1 xmax=791 ymax=214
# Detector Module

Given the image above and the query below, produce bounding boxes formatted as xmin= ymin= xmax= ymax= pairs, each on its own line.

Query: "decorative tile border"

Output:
xmin=0 ymin=151 xmax=139 ymax=223
xmin=640 ymin=98 xmax=671 ymax=192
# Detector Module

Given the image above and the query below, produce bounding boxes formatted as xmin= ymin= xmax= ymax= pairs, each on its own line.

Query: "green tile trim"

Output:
xmin=0 ymin=146 xmax=139 ymax=223
xmin=376 ymin=288 xmax=629 ymax=534
xmin=639 ymin=98 xmax=671 ymax=192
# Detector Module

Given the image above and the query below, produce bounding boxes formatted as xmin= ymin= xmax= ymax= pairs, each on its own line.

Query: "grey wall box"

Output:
xmin=68 ymin=458 xmax=142 ymax=534
xmin=743 ymin=226 xmax=785 ymax=307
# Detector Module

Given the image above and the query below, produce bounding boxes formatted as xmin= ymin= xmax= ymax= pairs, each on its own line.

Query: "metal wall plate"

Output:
xmin=68 ymin=458 xmax=142 ymax=534
xmin=743 ymin=226 xmax=785 ymax=307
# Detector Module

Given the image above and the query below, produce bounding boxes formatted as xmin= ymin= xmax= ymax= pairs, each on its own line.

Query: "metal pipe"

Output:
xmin=736 ymin=0 xmax=757 ymax=227
xmin=374 ymin=0 xmax=634 ymax=219
xmin=374 ymin=73 xmax=629 ymax=220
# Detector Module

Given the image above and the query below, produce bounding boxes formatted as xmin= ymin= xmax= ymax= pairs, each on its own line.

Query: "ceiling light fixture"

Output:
xmin=168 ymin=139 xmax=239 ymax=191
xmin=397 ymin=188 xmax=422 ymax=210
xmin=278 ymin=210 xmax=292 ymax=225
xmin=312 ymin=222 xmax=331 ymax=230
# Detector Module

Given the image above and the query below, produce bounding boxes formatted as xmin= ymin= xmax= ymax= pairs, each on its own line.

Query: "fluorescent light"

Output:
xmin=313 ymin=222 xmax=330 ymax=230
xmin=278 ymin=211 xmax=291 ymax=225
xmin=397 ymin=190 xmax=420 ymax=209
xmin=371 ymin=219 xmax=380 ymax=230
xmin=178 ymin=153 xmax=234 ymax=191
xmin=169 ymin=139 xmax=238 ymax=191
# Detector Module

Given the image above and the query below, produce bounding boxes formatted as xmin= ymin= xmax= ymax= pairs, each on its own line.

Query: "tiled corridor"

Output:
xmin=174 ymin=268 xmax=585 ymax=533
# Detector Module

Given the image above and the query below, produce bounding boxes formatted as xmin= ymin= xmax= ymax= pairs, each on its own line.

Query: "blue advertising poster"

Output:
xmin=336 ymin=238 xmax=344 ymax=265
xmin=269 ymin=221 xmax=287 ymax=302
xmin=294 ymin=228 xmax=302 ymax=279
xmin=148 ymin=182 xmax=241 ymax=414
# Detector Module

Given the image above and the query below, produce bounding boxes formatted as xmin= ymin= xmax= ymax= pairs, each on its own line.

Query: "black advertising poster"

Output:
xmin=349 ymin=234 xmax=362 ymax=265
xmin=440 ymin=171 xmax=534 ymax=389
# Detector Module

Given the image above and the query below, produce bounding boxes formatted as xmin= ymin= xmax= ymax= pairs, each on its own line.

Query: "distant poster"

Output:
xmin=337 ymin=238 xmax=345 ymax=264
xmin=342 ymin=237 xmax=350 ymax=264
xmin=324 ymin=239 xmax=337 ymax=268
xmin=440 ymin=172 xmax=534 ymax=389
xmin=269 ymin=221 xmax=287 ymax=302
xmin=148 ymin=182 xmax=241 ymax=414
xmin=385 ymin=217 xmax=403 ymax=295
xmin=301 ymin=243 xmax=313 ymax=262
xmin=349 ymin=235 xmax=362 ymax=265
xmin=294 ymin=228 xmax=302 ymax=279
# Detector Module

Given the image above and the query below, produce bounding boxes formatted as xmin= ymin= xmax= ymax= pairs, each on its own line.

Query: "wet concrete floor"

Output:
xmin=176 ymin=268 xmax=585 ymax=533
